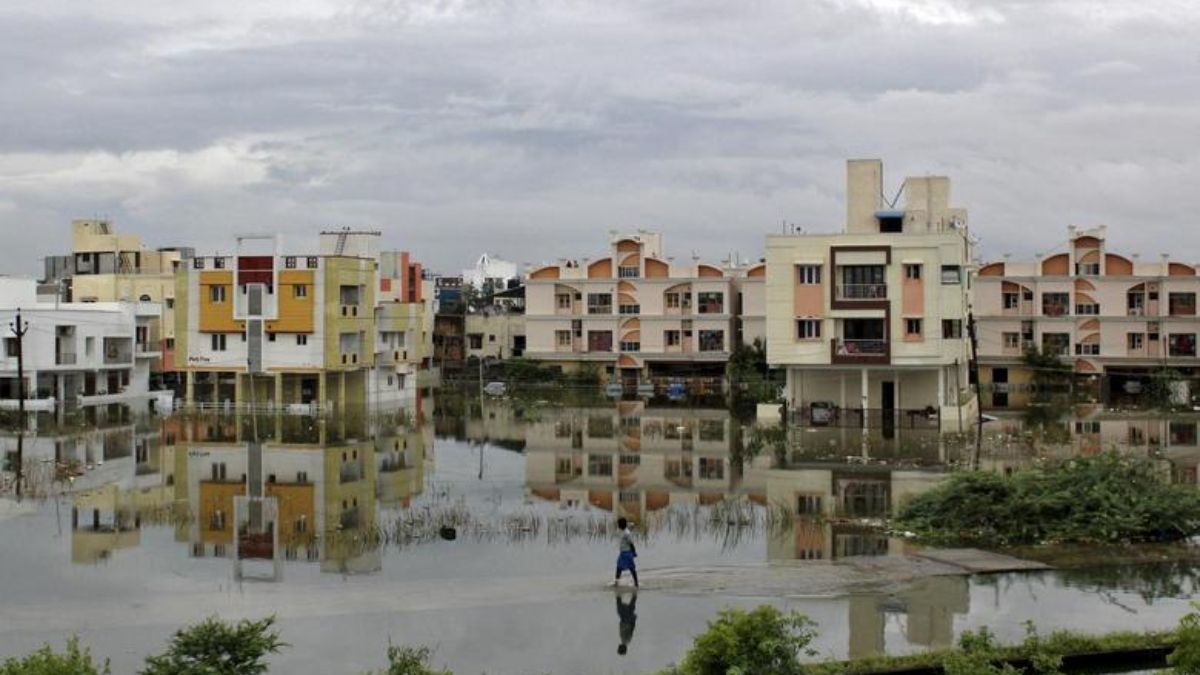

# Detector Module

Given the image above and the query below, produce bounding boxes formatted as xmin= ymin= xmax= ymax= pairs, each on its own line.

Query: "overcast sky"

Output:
xmin=1 ymin=0 xmax=1198 ymax=277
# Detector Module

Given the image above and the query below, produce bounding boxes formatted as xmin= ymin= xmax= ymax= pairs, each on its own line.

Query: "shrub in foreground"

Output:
xmin=895 ymin=452 xmax=1200 ymax=546
xmin=375 ymin=645 xmax=452 ymax=675
xmin=140 ymin=616 xmax=285 ymax=675
xmin=661 ymin=605 xmax=817 ymax=675
xmin=0 ymin=637 xmax=110 ymax=675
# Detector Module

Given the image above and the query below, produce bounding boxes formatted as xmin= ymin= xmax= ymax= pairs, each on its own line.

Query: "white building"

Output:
xmin=0 ymin=277 xmax=158 ymax=409
xmin=462 ymin=253 xmax=519 ymax=292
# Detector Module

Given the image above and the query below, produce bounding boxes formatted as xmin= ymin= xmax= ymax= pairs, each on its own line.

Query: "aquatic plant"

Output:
xmin=894 ymin=452 xmax=1200 ymax=546
xmin=140 ymin=616 xmax=285 ymax=675
xmin=372 ymin=646 xmax=452 ymax=675
xmin=0 ymin=636 xmax=110 ymax=675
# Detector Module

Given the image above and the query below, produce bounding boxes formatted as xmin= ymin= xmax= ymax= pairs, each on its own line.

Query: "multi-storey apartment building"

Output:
xmin=765 ymin=159 xmax=976 ymax=432
xmin=41 ymin=219 xmax=191 ymax=387
xmin=976 ymin=226 xmax=1200 ymax=407
xmin=0 ymin=278 xmax=158 ymax=409
xmin=524 ymin=232 xmax=765 ymax=383
xmin=175 ymin=231 xmax=427 ymax=412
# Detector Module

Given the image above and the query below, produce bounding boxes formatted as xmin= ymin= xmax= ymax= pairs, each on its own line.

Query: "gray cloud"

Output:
xmin=1 ymin=0 xmax=1199 ymax=278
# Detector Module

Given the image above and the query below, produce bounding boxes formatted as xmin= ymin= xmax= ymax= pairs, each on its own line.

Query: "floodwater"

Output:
xmin=1 ymin=394 xmax=1199 ymax=674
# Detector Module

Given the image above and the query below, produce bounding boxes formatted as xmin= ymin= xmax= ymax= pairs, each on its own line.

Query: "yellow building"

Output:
xmin=41 ymin=219 xmax=190 ymax=386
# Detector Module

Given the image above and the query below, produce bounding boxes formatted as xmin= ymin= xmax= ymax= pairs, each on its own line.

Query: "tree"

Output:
xmin=663 ymin=606 xmax=817 ymax=675
xmin=141 ymin=616 xmax=285 ymax=675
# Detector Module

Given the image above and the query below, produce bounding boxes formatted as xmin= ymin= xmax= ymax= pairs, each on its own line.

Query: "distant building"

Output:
xmin=765 ymin=159 xmax=976 ymax=432
xmin=975 ymin=226 xmax=1200 ymax=408
xmin=0 ymin=277 xmax=158 ymax=409
xmin=462 ymin=253 xmax=519 ymax=292
xmin=524 ymin=232 xmax=764 ymax=383
xmin=41 ymin=219 xmax=191 ymax=388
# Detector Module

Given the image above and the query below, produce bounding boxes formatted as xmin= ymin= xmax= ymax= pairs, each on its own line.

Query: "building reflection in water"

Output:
xmin=59 ymin=403 xmax=431 ymax=575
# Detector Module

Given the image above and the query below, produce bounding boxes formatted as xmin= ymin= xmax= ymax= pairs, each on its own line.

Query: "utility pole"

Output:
xmin=9 ymin=310 xmax=29 ymax=498
xmin=967 ymin=309 xmax=985 ymax=469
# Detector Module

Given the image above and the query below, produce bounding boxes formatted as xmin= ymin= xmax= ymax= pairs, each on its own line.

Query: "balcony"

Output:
xmin=836 ymin=284 xmax=888 ymax=301
xmin=836 ymin=339 xmax=887 ymax=356
xmin=102 ymin=338 xmax=133 ymax=365
xmin=56 ymin=352 xmax=77 ymax=366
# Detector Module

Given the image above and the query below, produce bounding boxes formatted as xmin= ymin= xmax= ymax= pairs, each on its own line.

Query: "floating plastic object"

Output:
xmin=439 ymin=526 xmax=457 ymax=541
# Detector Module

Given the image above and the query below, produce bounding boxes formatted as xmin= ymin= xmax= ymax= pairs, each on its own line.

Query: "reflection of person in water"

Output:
xmin=616 ymin=591 xmax=637 ymax=656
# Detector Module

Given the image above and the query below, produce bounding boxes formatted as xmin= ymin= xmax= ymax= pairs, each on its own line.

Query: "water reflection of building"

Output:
xmin=847 ymin=577 xmax=970 ymax=659
xmin=59 ymin=410 xmax=429 ymax=574
xmin=523 ymin=402 xmax=766 ymax=519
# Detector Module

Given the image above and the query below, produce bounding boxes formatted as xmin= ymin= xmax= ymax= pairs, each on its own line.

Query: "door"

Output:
xmin=881 ymin=381 xmax=895 ymax=439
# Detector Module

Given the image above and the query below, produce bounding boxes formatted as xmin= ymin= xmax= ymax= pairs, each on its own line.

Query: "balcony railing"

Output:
xmin=836 ymin=339 xmax=887 ymax=356
xmin=836 ymin=284 xmax=888 ymax=300
xmin=1042 ymin=304 xmax=1069 ymax=317
xmin=56 ymin=352 xmax=77 ymax=365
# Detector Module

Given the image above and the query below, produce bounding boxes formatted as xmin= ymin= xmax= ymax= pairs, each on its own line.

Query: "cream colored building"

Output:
xmin=765 ymin=160 xmax=976 ymax=432
xmin=42 ymin=219 xmax=189 ymax=385
xmin=524 ymin=232 xmax=765 ymax=383
xmin=466 ymin=309 xmax=526 ymax=361
xmin=975 ymin=226 xmax=1200 ymax=408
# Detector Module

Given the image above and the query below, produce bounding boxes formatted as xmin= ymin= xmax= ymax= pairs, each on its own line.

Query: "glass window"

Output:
xmin=697 ymin=292 xmax=724 ymax=314
xmin=941 ymin=320 xmax=963 ymax=339
xmin=940 ymin=265 xmax=962 ymax=284
xmin=209 ymin=285 xmax=226 ymax=303
xmin=587 ymin=293 xmax=612 ymax=314
xmin=796 ymin=319 xmax=821 ymax=340
xmin=698 ymin=330 xmax=724 ymax=351
xmin=1169 ymin=293 xmax=1197 ymax=316
xmin=904 ymin=264 xmax=922 ymax=280
xmin=1127 ymin=333 xmax=1143 ymax=350
xmin=1003 ymin=292 xmax=1019 ymax=309
xmin=1042 ymin=292 xmax=1069 ymax=316
xmin=796 ymin=265 xmax=822 ymax=284
xmin=905 ymin=318 xmax=922 ymax=335
xmin=1003 ymin=332 xmax=1020 ymax=349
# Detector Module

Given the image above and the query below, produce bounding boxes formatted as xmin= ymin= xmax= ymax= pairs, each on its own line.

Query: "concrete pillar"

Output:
xmin=860 ymin=369 xmax=869 ymax=430
xmin=319 ymin=374 xmax=328 ymax=415
xmin=211 ymin=372 xmax=219 ymax=406
xmin=274 ymin=373 xmax=283 ymax=408
xmin=185 ymin=371 xmax=195 ymax=406
xmin=937 ymin=366 xmax=946 ymax=409
xmin=338 ymin=371 xmax=347 ymax=418
xmin=233 ymin=373 xmax=244 ymax=409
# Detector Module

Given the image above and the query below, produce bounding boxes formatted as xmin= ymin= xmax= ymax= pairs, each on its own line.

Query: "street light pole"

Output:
xmin=10 ymin=309 xmax=29 ymax=498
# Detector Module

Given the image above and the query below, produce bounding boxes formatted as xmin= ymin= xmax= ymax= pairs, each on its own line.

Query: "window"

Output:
xmin=618 ymin=266 xmax=639 ymax=278
xmin=1075 ymin=420 xmax=1101 ymax=434
xmin=556 ymin=330 xmax=571 ymax=347
xmin=1075 ymin=302 xmax=1099 ymax=315
xmin=796 ymin=319 xmax=821 ymax=340
xmin=211 ymin=334 xmax=227 ymax=351
xmin=306 ymin=256 xmax=319 ymax=269
xmin=1127 ymin=333 xmax=1144 ymax=350
xmin=665 ymin=292 xmax=681 ymax=308
xmin=488 ymin=334 xmax=495 ymax=342
xmin=268 ymin=332 xmax=276 ymax=342
xmin=1169 ymin=334 xmax=1197 ymax=357
xmin=796 ymin=494 xmax=823 ymax=516
xmin=1042 ymin=292 xmax=1069 ymax=316
xmin=619 ymin=304 xmax=640 ymax=314
xmin=587 ymin=454 xmax=613 ymax=476
xmin=665 ymin=330 xmax=681 ymax=347
xmin=1003 ymin=332 xmax=1020 ymax=350
xmin=468 ymin=334 xmax=483 ymax=350
xmin=619 ymin=341 xmax=640 ymax=352
xmin=698 ymin=330 xmax=724 ymax=351
xmin=192 ymin=257 xmax=205 ymax=269
xmin=213 ymin=257 xmax=225 ymax=269
xmin=1076 ymin=263 xmax=1100 ymax=276
xmin=796 ymin=265 xmax=822 ymax=284
xmin=293 ymin=284 xmax=307 ymax=298
xmin=285 ymin=256 xmax=296 ymax=269
xmin=839 ymin=265 xmax=885 ymax=299
xmin=905 ymin=318 xmax=922 ymax=336
xmin=4 ymin=338 xmax=16 ymax=357
xmin=941 ymin=320 xmax=963 ymax=339
xmin=1042 ymin=333 xmax=1070 ymax=356
xmin=296 ymin=334 xmax=308 ymax=346
xmin=209 ymin=285 xmax=226 ymax=303
xmin=587 ymin=331 xmax=613 ymax=352
xmin=698 ymin=457 xmax=724 ymax=480
xmin=1075 ymin=342 xmax=1100 ymax=356
xmin=1003 ymin=292 xmax=1019 ymax=309
xmin=165 ymin=298 xmax=175 ymax=309
xmin=904 ymin=264 xmax=922 ymax=280
xmin=940 ymin=265 xmax=962 ymax=284
xmin=587 ymin=293 xmax=612 ymax=315
xmin=556 ymin=293 xmax=571 ymax=309
xmin=1169 ymin=293 xmax=1197 ymax=316
xmin=1128 ymin=292 xmax=1145 ymax=315
xmin=697 ymin=292 xmax=724 ymax=314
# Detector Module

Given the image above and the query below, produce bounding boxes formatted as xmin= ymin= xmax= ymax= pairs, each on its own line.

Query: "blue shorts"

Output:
xmin=617 ymin=550 xmax=637 ymax=571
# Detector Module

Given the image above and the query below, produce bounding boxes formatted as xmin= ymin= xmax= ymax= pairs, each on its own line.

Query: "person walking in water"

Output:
xmin=613 ymin=517 xmax=639 ymax=588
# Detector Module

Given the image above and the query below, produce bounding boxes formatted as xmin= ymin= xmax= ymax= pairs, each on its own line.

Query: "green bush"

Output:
xmin=374 ymin=646 xmax=452 ymax=675
xmin=1170 ymin=603 xmax=1200 ymax=674
xmin=663 ymin=606 xmax=817 ymax=675
xmin=0 ymin=637 xmax=109 ymax=675
xmin=895 ymin=452 xmax=1200 ymax=546
xmin=141 ymin=616 xmax=285 ymax=675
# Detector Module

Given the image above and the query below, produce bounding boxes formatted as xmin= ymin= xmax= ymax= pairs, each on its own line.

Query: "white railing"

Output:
xmin=836 ymin=284 xmax=887 ymax=300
